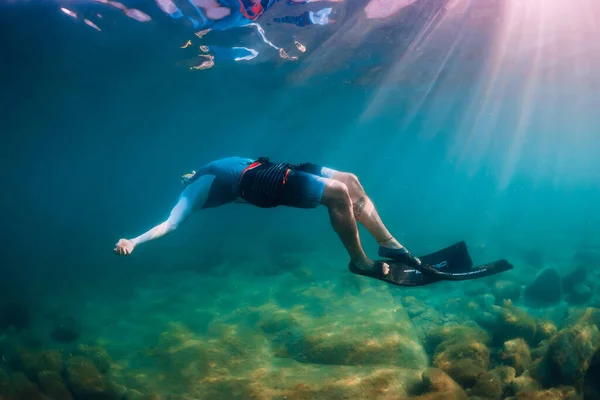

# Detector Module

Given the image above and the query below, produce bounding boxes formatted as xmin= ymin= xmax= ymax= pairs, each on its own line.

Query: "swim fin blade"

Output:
xmin=349 ymin=241 xmax=513 ymax=287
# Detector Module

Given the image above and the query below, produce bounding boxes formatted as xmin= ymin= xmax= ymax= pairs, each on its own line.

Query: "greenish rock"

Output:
xmin=433 ymin=340 xmax=490 ymax=388
xmin=490 ymin=305 xmax=537 ymax=346
xmin=73 ymin=344 xmax=113 ymax=373
xmin=492 ymin=280 xmax=522 ymax=303
xmin=425 ymin=324 xmax=489 ymax=354
xmin=468 ymin=366 xmax=516 ymax=400
xmin=417 ymin=368 xmax=468 ymax=400
xmin=65 ymin=356 xmax=120 ymax=400
xmin=540 ymin=322 xmax=600 ymax=385
xmin=38 ymin=370 xmax=73 ymax=400
xmin=501 ymin=338 xmax=532 ymax=375
xmin=509 ymin=374 xmax=541 ymax=396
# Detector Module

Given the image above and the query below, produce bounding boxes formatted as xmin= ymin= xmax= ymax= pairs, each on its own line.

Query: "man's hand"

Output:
xmin=114 ymin=238 xmax=135 ymax=256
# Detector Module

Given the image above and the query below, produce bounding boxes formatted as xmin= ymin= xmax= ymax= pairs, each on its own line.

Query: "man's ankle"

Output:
xmin=379 ymin=237 xmax=403 ymax=249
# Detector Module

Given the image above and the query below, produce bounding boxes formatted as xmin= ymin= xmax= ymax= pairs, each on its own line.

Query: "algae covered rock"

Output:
xmin=501 ymin=338 xmax=532 ymax=375
xmin=523 ymin=269 xmax=562 ymax=307
xmin=490 ymin=305 xmax=537 ymax=346
xmin=413 ymin=368 xmax=468 ymax=400
xmin=533 ymin=320 xmax=557 ymax=345
xmin=433 ymin=339 xmax=490 ymax=387
xmin=51 ymin=317 xmax=81 ymax=343
xmin=583 ymin=347 xmax=600 ymax=400
xmin=464 ymin=282 xmax=487 ymax=298
xmin=73 ymin=344 xmax=113 ymax=373
xmin=537 ymin=322 xmax=600 ymax=385
xmin=288 ymin=317 xmax=427 ymax=367
xmin=492 ymin=280 xmax=522 ymax=303
xmin=270 ymin=298 xmax=428 ymax=368
xmin=8 ymin=371 xmax=49 ymax=400
xmin=65 ymin=355 xmax=120 ymax=400
xmin=36 ymin=350 xmax=64 ymax=374
xmin=513 ymin=386 xmax=581 ymax=400
xmin=468 ymin=366 xmax=516 ymax=400
xmin=424 ymin=324 xmax=489 ymax=354
xmin=38 ymin=370 xmax=73 ymax=400
xmin=509 ymin=373 xmax=541 ymax=396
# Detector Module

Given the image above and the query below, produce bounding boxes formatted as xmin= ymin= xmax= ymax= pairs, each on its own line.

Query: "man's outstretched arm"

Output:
xmin=114 ymin=195 xmax=192 ymax=256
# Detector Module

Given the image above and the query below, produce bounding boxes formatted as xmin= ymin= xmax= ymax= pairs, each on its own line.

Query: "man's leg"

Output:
xmin=320 ymin=179 xmax=372 ymax=268
xmin=329 ymin=171 xmax=408 ymax=250
xmin=296 ymin=164 xmax=405 ymax=251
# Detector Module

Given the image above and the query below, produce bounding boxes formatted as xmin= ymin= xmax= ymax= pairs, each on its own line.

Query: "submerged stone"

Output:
xmin=433 ymin=340 xmax=490 ymax=388
xmin=566 ymin=283 xmax=593 ymax=305
xmin=509 ymin=373 xmax=541 ymax=396
xmin=73 ymin=344 xmax=113 ymax=373
xmin=533 ymin=320 xmax=557 ymax=345
xmin=513 ymin=387 xmax=581 ymax=400
xmin=501 ymin=338 xmax=532 ymax=375
xmin=424 ymin=324 xmax=489 ymax=354
xmin=468 ymin=366 xmax=516 ymax=400
xmin=523 ymin=269 xmax=561 ymax=307
xmin=51 ymin=317 xmax=81 ymax=343
xmin=537 ymin=322 xmax=600 ymax=386
xmin=413 ymin=368 xmax=467 ymax=400
xmin=38 ymin=370 xmax=73 ymax=400
xmin=492 ymin=281 xmax=522 ymax=304
xmin=490 ymin=305 xmax=537 ymax=346
xmin=65 ymin=356 xmax=120 ymax=400
xmin=583 ymin=347 xmax=600 ymax=400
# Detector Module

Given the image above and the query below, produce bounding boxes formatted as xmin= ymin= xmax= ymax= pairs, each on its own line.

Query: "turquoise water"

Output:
xmin=2 ymin=0 xmax=600 ymax=399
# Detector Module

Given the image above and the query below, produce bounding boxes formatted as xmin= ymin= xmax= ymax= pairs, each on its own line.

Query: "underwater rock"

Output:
xmin=531 ymin=341 xmax=549 ymax=360
xmin=566 ymin=283 xmax=593 ymax=305
xmin=583 ymin=347 xmax=600 ymax=400
xmin=51 ymin=317 xmax=81 ymax=343
xmin=477 ymin=294 xmax=496 ymax=310
xmin=38 ymin=370 xmax=73 ymax=400
xmin=562 ymin=266 xmax=587 ymax=292
xmin=424 ymin=324 xmax=489 ymax=355
xmin=501 ymin=338 xmax=532 ymax=375
xmin=9 ymin=371 xmax=50 ymax=400
xmin=564 ymin=307 xmax=600 ymax=330
xmin=73 ymin=344 xmax=113 ymax=373
xmin=9 ymin=347 xmax=65 ymax=380
xmin=468 ymin=366 xmax=516 ymax=400
xmin=413 ymin=368 xmax=468 ymax=400
xmin=536 ymin=322 xmax=600 ymax=386
xmin=65 ymin=356 xmax=120 ymax=400
xmin=508 ymin=372 xmax=541 ymax=396
xmin=407 ymin=304 xmax=428 ymax=318
xmin=523 ymin=269 xmax=562 ymax=307
xmin=490 ymin=305 xmax=537 ymax=346
xmin=464 ymin=282 xmax=488 ymax=298
xmin=36 ymin=350 xmax=64 ymax=374
xmin=262 ymin=300 xmax=428 ymax=368
xmin=533 ymin=320 xmax=558 ymax=345
xmin=492 ymin=281 xmax=522 ymax=304
xmin=476 ymin=311 xmax=497 ymax=330
xmin=513 ymin=386 xmax=581 ymax=400
xmin=433 ymin=339 xmax=490 ymax=388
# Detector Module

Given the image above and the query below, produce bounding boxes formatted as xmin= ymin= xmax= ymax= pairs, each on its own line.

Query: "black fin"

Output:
xmin=417 ymin=240 xmax=473 ymax=272
xmin=349 ymin=241 xmax=513 ymax=287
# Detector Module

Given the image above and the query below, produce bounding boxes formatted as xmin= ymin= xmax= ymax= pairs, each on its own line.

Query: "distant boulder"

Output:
xmin=524 ymin=268 xmax=561 ymax=307
xmin=50 ymin=317 xmax=81 ymax=343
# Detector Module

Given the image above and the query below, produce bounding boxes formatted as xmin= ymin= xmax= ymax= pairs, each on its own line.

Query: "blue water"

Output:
xmin=2 ymin=0 xmax=600 ymax=399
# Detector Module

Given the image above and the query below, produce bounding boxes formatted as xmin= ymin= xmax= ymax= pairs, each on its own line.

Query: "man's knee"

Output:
xmin=322 ymin=180 xmax=351 ymax=208
xmin=334 ymin=172 xmax=363 ymax=196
